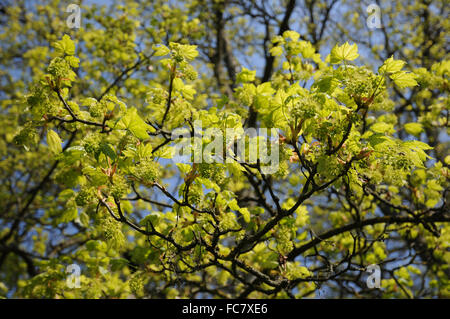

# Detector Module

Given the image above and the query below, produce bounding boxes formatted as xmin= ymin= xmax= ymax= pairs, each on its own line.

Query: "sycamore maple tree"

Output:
xmin=0 ymin=0 xmax=449 ymax=298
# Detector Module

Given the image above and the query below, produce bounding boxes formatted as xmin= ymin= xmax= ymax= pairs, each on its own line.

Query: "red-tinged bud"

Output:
xmin=357 ymin=147 xmax=373 ymax=159
xmin=289 ymin=153 xmax=299 ymax=163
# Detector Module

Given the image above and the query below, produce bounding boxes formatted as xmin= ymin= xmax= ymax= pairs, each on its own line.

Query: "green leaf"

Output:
xmin=99 ymin=142 xmax=117 ymax=160
xmin=153 ymin=146 xmax=174 ymax=159
xmin=57 ymin=206 xmax=78 ymax=223
xmin=173 ymin=78 xmax=196 ymax=100
xmin=65 ymin=56 xmax=80 ymax=68
xmin=152 ymin=44 xmax=170 ymax=57
xmin=427 ymin=179 xmax=443 ymax=192
xmin=47 ymin=129 xmax=63 ymax=155
xmin=228 ymin=199 xmax=250 ymax=223
xmin=137 ymin=143 xmax=153 ymax=159
xmin=86 ymin=240 xmax=107 ymax=252
xmin=140 ymin=213 xmax=160 ymax=226
xmin=390 ymin=71 xmax=418 ymax=88
xmin=116 ymin=107 xmax=151 ymax=140
xmin=404 ymin=122 xmax=423 ymax=137
xmin=58 ymin=189 xmax=75 ymax=201
xmin=62 ymin=146 xmax=85 ymax=164
xmin=368 ymin=133 xmax=392 ymax=147
xmin=122 ymin=200 xmax=133 ymax=214
xmin=111 ymin=258 xmax=130 ymax=271
xmin=314 ymin=76 xmax=340 ymax=93
xmin=256 ymin=82 xmax=275 ymax=95
xmin=403 ymin=140 xmax=433 ymax=150
xmin=239 ymin=207 xmax=251 ymax=223
xmin=197 ymin=177 xmax=220 ymax=193
xmin=379 ymin=56 xmax=406 ymax=74
xmin=330 ymin=42 xmax=359 ymax=64
xmin=445 ymin=155 xmax=450 ymax=165
xmin=180 ymin=44 xmax=198 ymax=60
xmin=269 ymin=46 xmax=283 ymax=57
xmin=52 ymin=34 xmax=75 ymax=56
xmin=78 ymin=211 xmax=90 ymax=228
xmin=228 ymin=199 xmax=240 ymax=211
xmin=371 ymin=122 xmax=394 ymax=134
xmin=236 ymin=68 xmax=256 ymax=83
xmin=176 ymin=163 xmax=192 ymax=175
xmin=283 ymin=30 xmax=300 ymax=41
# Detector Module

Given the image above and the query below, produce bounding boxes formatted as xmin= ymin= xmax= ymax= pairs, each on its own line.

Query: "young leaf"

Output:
xmin=239 ymin=207 xmax=251 ymax=223
xmin=52 ymin=34 xmax=75 ymax=56
xmin=390 ymin=71 xmax=418 ymax=88
xmin=153 ymin=146 xmax=174 ymax=159
xmin=116 ymin=107 xmax=152 ymax=140
xmin=283 ymin=30 xmax=300 ymax=41
xmin=99 ymin=142 xmax=117 ymax=161
xmin=330 ymin=42 xmax=359 ymax=64
xmin=47 ymin=129 xmax=63 ymax=155
xmin=371 ymin=122 xmax=395 ymax=134
xmin=236 ymin=68 xmax=256 ymax=83
xmin=379 ymin=56 xmax=406 ymax=74
xmin=404 ymin=122 xmax=423 ymax=137
xmin=152 ymin=44 xmax=170 ymax=57
xmin=180 ymin=44 xmax=198 ymax=60
xmin=269 ymin=46 xmax=283 ymax=57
